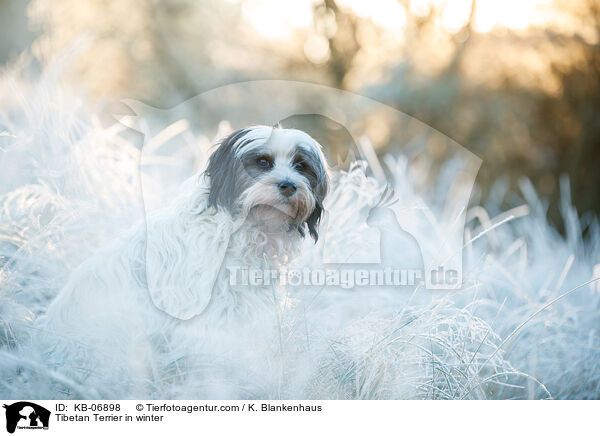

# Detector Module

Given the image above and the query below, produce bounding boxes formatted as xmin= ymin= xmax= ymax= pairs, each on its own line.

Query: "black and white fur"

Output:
xmin=36 ymin=125 xmax=329 ymax=396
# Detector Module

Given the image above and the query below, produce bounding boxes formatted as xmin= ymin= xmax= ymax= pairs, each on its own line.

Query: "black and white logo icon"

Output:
xmin=3 ymin=402 xmax=50 ymax=434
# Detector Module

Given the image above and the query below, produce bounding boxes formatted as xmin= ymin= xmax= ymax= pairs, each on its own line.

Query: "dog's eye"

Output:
xmin=256 ymin=157 xmax=272 ymax=169
xmin=293 ymin=161 xmax=305 ymax=170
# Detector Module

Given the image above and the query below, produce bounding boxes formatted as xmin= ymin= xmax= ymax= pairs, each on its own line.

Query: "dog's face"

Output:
xmin=206 ymin=126 xmax=329 ymax=241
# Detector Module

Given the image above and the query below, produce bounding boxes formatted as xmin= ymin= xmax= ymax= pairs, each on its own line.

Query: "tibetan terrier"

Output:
xmin=36 ymin=125 xmax=329 ymax=396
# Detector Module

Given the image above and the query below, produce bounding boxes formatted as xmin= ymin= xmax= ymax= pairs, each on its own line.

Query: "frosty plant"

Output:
xmin=119 ymin=80 xmax=481 ymax=294
xmin=2 ymin=64 xmax=598 ymax=399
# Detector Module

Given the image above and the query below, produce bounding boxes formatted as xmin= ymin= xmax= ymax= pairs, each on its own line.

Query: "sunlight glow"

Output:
xmin=440 ymin=0 xmax=472 ymax=34
xmin=241 ymin=0 xmax=316 ymax=40
xmin=337 ymin=0 xmax=407 ymax=33
xmin=304 ymin=34 xmax=331 ymax=64
xmin=410 ymin=0 xmax=432 ymax=18
xmin=240 ymin=0 xmax=556 ymax=41
xmin=439 ymin=0 xmax=553 ymax=34
xmin=473 ymin=0 xmax=552 ymax=33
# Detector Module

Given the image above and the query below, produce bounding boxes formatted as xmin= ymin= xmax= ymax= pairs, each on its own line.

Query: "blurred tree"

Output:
xmin=17 ymin=0 xmax=600 ymax=223
xmin=363 ymin=0 xmax=600 ymax=227
xmin=0 ymin=0 xmax=36 ymax=63
xmin=320 ymin=0 xmax=360 ymax=87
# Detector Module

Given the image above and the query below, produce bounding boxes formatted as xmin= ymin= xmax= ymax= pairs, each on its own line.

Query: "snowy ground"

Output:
xmin=1 ymin=62 xmax=599 ymax=399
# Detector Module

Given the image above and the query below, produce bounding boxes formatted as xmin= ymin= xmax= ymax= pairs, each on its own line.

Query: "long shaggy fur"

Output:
xmin=32 ymin=125 xmax=329 ymax=396
xmin=2 ymin=66 xmax=599 ymax=400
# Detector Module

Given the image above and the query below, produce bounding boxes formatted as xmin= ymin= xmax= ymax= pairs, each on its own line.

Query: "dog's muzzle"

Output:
xmin=278 ymin=181 xmax=297 ymax=198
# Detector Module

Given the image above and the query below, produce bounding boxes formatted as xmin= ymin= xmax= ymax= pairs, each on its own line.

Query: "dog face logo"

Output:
xmin=2 ymin=402 xmax=50 ymax=434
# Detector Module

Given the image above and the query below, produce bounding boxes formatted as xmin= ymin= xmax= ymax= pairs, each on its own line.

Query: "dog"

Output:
xmin=35 ymin=125 xmax=329 ymax=397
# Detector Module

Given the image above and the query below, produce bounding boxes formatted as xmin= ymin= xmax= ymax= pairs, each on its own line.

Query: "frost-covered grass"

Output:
xmin=0 ymin=61 xmax=599 ymax=399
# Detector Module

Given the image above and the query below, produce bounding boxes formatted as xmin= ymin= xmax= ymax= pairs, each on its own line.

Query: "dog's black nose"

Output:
xmin=278 ymin=181 xmax=297 ymax=197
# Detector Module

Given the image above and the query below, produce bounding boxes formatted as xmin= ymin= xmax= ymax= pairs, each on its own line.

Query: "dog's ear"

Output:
xmin=306 ymin=203 xmax=324 ymax=242
xmin=206 ymin=128 xmax=249 ymax=212
xmin=144 ymin=204 xmax=240 ymax=320
xmin=305 ymin=152 xmax=329 ymax=242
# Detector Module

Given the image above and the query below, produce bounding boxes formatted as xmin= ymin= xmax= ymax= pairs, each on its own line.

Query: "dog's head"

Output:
xmin=205 ymin=125 xmax=329 ymax=241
